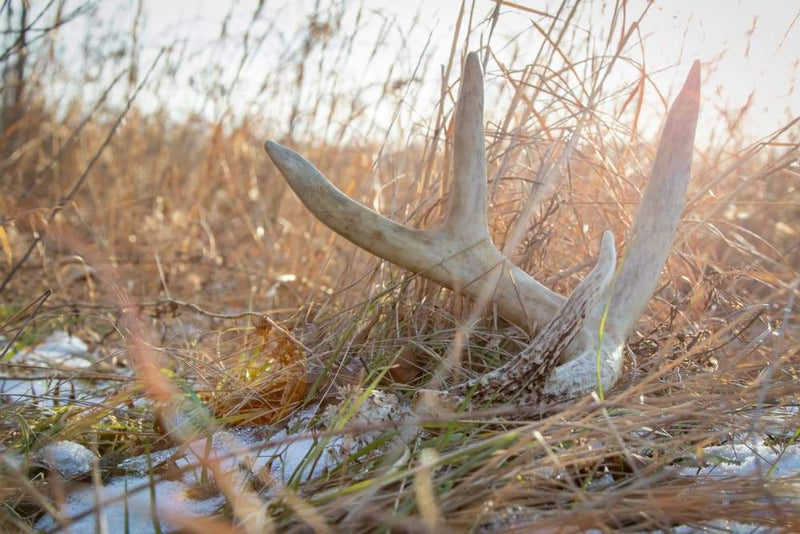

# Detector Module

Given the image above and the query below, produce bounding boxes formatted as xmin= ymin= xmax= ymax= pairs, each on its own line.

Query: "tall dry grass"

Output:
xmin=1 ymin=1 xmax=798 ymax=532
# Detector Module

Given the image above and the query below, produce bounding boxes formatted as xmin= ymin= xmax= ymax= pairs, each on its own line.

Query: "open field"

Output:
xmin=1 ymin=1 xmax=799 ymax=532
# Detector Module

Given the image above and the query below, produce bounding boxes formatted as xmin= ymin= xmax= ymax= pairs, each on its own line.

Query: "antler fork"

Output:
xmin=265 ymin=52 xmax=700 ymax=405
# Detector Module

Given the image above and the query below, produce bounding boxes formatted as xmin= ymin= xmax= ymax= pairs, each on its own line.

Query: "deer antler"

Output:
xmin=265 ymin=52 xmax=700 ymax=404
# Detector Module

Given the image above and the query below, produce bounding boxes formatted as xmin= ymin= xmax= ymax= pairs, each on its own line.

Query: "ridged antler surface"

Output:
xmin=265 ymin=52 xmax=700 ymax=405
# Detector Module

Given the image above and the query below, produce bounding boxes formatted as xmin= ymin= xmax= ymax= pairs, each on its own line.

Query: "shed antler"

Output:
xmin=265 ymin=52 xmax=700 ymax=404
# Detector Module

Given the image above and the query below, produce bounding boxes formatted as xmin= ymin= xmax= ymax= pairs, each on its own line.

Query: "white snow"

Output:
xmin=33 ymin=389 xmax=414 ymax=531
xmin=114 ymin=425 xmax=333 ymax=483
xmin=34 ymin=474 xmax=225 ymax=534
xmin=118 ymin=390 xmax=410 ymax=487
xmin=0 ymin=331 xmax=110 ymax=408
xmin=20 ymin=331 xmax=92 ymax=368
xmin=680 ymin=437 xmax=800 ymax=479
xmin=29 ymin=416 xmax=800 ymax=534
xmin=672 ymin=519 xmax=779 ymax=533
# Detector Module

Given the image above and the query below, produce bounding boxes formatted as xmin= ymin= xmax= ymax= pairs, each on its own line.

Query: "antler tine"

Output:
xmin=263 ymin=142 xmax=441 ymax=273
xmin=264 ymin=55 xmax=567 ymax=336
xmin=607 ymin=60 xmax=701 ymax=340
xmin=443 ymin=51 xmax=490 ymax=241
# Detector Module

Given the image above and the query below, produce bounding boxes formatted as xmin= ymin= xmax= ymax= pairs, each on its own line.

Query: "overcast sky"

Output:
xmin=25 ymin=0 xmax=800 ymax=142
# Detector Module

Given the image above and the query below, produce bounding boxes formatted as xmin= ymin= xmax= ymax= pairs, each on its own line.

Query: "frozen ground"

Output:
xmin=4 ymin=332 xmax=798 ymax=532
xmin=35 ymin=428 xmax=800 ymax=533
xmin=34 ymin=401 xmax=408 ymax=532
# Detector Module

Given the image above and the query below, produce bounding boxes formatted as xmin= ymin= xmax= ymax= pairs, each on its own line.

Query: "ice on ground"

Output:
xmin=34 ymin=474 xmax=225 ymax=534
xmin=38 ymin=441 xmax=98 ymax=479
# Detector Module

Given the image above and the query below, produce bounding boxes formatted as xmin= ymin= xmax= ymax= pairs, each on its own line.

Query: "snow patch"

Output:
xmin=21 ymin=332 xmax=92 ymax=368
xmin=680 ymin=438 xmax=800 ymax=479
xmin=38 ymin=441 xmax=97 ymax=479
xmin=34 ymin=475 xmax=225 ymax=534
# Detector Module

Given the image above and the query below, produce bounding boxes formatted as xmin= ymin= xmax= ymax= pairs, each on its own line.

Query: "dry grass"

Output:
xmin=1 ymin=1 xmax=798 ymax=532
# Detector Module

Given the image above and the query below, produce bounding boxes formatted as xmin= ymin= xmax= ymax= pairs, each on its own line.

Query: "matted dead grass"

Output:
xmin=1 ymin=1 xmax=798 ymax=532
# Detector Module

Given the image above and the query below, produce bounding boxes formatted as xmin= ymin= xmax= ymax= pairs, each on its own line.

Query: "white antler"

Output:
xmin=265 ymin=52 xmax=700 ymax=405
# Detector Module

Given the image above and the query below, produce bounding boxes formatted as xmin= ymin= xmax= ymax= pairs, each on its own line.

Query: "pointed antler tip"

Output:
xmin=264 ymin=139 xmax=280 ymax=154
xmin=682 ymin=60 xmax=701 ymax=99
xmin=264 ymin=140 xmax=305 ymax=176
xmin=464 ymin=51 xmax=483 ymax=80
xmin=264 ymin=140 xmax=291 ymax=166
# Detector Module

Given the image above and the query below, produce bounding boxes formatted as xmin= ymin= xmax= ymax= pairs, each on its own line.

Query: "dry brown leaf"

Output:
xmin=0 ymin=225 xmax=12 ymax=266
xmin=210 ymin=322 xmax=308 ymax=426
